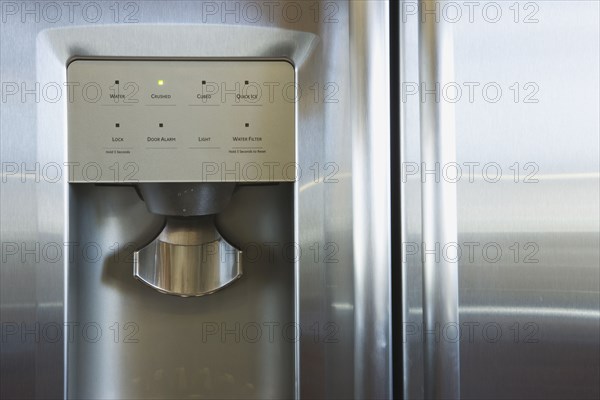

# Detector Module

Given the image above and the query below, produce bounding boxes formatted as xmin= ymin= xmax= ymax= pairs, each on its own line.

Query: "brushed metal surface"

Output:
xmin=401 ymin=1 xmax=600 ymax=399
xmin=418 ymin=1 xmax=460 ymax=398
xmin=67 ymin=183 xmax=293 ymax=399
xmin=1 ymin=1 xmax=393 ymax=399
xmin=349 ymin=1 xmax=393 ymax=399
xmin=400 ymin=1 xmax=425 ymax=397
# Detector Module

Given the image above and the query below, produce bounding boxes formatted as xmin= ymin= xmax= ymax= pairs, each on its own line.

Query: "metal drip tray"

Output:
xmin=133 ymin=216 xmax=242 ymax=297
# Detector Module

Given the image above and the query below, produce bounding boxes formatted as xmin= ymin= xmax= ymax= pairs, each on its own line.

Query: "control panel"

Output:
xmin=67 ymin=59 xmax=295 ymax=183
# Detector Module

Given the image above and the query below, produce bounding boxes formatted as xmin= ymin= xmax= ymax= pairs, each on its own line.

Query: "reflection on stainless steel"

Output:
xmin=349 ymin=1 xmax=392 ymax=399
xmin=134 ymin=183 xmax=241 ymax=297
xmin=66 ymin=184 xmax=295 ymax=399
xmin=2 ymin=0 xmax=597 ymax=399
xmin=402 ymin=1 xmax=600 ymax=399
xmin=133 ymin=216 xmax=242 ymax=297
xmin=0 ymin=1 xmax=396 ymax=397
xmin=418 ymin=1 xmax=460 ymax=399
xmin=400 ymin=1 xmax=425 ymax=396
xmin=17 ymin=17 xmax=314 ymax=400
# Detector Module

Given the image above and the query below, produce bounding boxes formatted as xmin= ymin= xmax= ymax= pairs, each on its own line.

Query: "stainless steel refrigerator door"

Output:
xmin=0 ymin=1 xmax=392 ymax=399
xmin=400 ymin=1 xmax=600 ymax=399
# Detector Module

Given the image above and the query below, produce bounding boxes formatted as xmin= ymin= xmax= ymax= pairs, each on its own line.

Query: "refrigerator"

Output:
xmin=1 ymin=1 xmax=598 ymax=399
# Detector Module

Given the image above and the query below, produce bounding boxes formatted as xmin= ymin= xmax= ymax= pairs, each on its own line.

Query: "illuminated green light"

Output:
xmin=157 ymin=80 xmax=164 ymax=86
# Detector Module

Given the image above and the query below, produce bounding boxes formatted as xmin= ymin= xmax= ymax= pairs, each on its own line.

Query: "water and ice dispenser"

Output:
xmin=66 ymin=59 xmax=296 ymax=398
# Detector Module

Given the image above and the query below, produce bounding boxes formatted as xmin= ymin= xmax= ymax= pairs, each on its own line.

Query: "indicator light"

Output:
xmin=158 ymin=80 xmax=164 ymax=86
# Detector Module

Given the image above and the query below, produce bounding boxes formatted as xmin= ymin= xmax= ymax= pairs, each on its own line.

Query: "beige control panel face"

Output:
xmin=67 ymin=59 xmax=295 ymax=183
